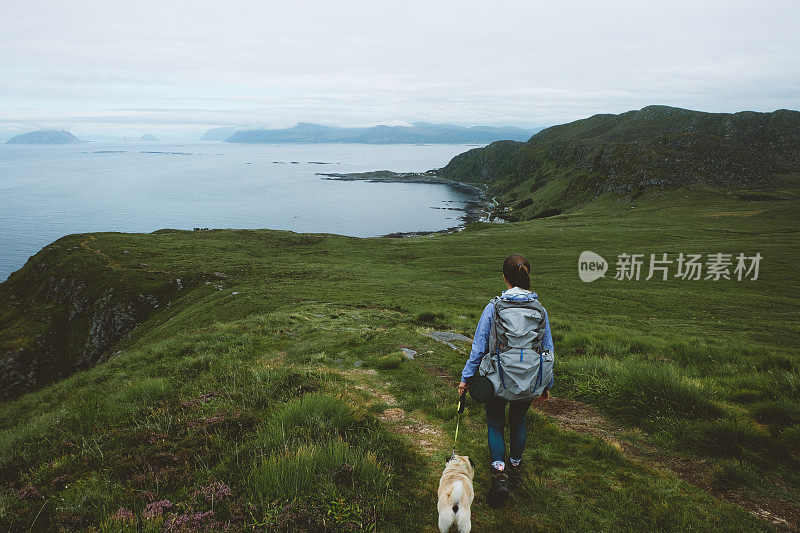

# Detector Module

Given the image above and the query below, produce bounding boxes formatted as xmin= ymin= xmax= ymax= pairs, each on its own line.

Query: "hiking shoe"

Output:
xmin=506 ymin=459 xmax=522 ymax=487
xmin=486 ymin=466 xmax=509 ymax=507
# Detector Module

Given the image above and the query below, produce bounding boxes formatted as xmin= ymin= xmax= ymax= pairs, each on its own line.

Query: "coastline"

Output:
xmin=316 ymin=170 xmax=501 ymax=237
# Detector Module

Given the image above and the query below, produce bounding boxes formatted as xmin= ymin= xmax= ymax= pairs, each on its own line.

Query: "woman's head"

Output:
xmin=502 ymin=254 xmax=530 ymax=289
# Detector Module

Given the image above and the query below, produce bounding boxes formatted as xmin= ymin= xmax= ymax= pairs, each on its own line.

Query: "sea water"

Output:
xmin=0 ymin=142 xmax=480 ymax=281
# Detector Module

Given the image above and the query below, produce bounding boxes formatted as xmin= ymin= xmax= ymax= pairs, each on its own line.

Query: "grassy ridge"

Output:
xmin=439 ymin=106 xmax=800 ymax=220
xmin=0 ymin=189 xmax=798 ymax=531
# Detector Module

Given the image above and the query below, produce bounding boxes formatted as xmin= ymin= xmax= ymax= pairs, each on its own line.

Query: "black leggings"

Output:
xmin=485 ymin=395 xmax=533 ymax=463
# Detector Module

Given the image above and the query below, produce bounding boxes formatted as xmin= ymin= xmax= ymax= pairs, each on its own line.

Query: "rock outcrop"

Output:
xmin=0 ymin=238 xmax=188 ymax=399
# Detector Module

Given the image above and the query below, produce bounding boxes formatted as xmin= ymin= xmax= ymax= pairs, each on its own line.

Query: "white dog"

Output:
xmin=437 ymin=454 xmax=475 ymax=533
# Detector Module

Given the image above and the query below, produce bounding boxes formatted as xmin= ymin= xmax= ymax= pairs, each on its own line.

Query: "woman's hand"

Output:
xmin=538 ymin=389 xmax=550 ymax=401
xmin=458 ymin=382 xmax=469 ymax=396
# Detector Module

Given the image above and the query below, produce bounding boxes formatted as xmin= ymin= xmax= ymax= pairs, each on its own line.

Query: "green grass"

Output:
xmin=249 ymin=439 xmax=390 ymax=505
xmin=0 ymin=188 xmax=798 ymax=531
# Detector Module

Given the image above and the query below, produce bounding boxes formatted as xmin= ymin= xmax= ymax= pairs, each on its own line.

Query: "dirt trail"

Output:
xmin=340 ymin=368 xmax=447 ymax=455
xmin=80 ymin=235 xmax=123 ymax=270
xmin=79 ymin=235 xmax=172 ymax=274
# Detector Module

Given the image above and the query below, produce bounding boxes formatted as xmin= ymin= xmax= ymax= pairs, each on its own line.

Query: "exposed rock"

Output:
xmin=422 ymin=331 xmax=473 ymax=350
xmin=400 ymin=347 xmax=417 ymax=359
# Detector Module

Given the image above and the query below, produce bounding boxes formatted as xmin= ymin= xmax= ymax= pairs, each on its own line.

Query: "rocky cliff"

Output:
xmin=0 ymin=235 xmax=191 ymax=399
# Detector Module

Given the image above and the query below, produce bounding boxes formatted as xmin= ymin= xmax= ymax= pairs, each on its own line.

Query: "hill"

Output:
xmin=224 ymin=122 xmax=536 ymax=144
xmin=439 ymin=105 xmax=800 ymax=220
xmin=6 ymin=130 xmax=82 ymax=144
xmin=0 ymin=192 xmax=798 ymax=530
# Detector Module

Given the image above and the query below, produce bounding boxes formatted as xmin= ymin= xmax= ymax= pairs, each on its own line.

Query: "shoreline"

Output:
xmin=316 ymin=170 xmax=501 ymax=237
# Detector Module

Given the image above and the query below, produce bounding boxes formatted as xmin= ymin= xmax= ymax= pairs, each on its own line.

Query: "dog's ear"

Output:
xmin=467 ymin=456 xmax=474 ymax=467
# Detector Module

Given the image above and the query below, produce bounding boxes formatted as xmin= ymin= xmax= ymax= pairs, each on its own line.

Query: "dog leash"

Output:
xmin=452 ymin=393 xmax=466 ymax=457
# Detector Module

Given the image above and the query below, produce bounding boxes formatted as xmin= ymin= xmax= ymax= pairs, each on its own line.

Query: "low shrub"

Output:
xmin=247 ymin=368 xmax=325 ymax=409
xmin=711 ymin=459 xmax=762 ymax=489
xmin=257 ymin=393 xmax=371 ymax=453
xmin=57 ymin=474 xmax=121 ymax=525
xmin=515 ymin=198 xmax=533 ymax=209
xmin=560 ymin=332 xmax=596 ymax=355
xmin=609 ymin=362 xmax=724 ymax=425
xmin=369 ymin=352 xmax=404 ymax=370
xmin=248 ymin=438 xmax=390 ymax=503
xmin=683 ymin=417 xmax=770 ymax=458
xmin=627 ymin=337 xmax=661 ymax=355
xmin=116 ymin=378 xmax=169 ymax=411
xmin=415 ymin=311 xmax=447 ymax=327
xmin=779 ymin=424 xmax=800 ymax=454
xmin=729 ymin=388 xmax=762 ymax=403
xmin=756 ymin=353 xmax=795 ymax=372
xmin=555 ymin=356 xmax=613 ymax=401
xmin=532 ymin=208 xmax=561 ymax=219
xmin=751 ymin=398 xmax=800 ymax=426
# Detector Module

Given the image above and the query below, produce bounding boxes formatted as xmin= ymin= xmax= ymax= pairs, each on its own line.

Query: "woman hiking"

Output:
xmin=458 ymin=254 xmax=554 ymax=507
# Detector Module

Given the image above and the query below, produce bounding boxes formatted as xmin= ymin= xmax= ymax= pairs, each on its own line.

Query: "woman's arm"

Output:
xmin=459 ymin=302 xmax=494 ymax=386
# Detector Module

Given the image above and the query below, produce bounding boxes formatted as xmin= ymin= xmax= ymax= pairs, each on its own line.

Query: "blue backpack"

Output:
xmin=477 ymin=296 xmax=553 ymax=401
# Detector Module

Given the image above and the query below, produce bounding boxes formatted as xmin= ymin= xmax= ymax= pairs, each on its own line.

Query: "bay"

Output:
xmin=0 ymin=142 xmax=479 ymax=281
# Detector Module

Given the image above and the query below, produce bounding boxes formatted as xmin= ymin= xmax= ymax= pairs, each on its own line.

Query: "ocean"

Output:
xmin=0 ymin=142 xmax=480 ymax=281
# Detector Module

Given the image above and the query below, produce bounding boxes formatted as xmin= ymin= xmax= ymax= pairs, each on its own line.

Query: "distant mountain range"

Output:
xmin=439 ymin=105 xmax=800 ymax=220
xmin=6 ymin=130 xmax=82 ymax=144
xmin=213 ymin=122 xmax=538 ymax=144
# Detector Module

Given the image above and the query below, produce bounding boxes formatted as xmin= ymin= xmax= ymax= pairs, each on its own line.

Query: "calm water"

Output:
xmin=0 ymin=142 xmax=480 ymax=281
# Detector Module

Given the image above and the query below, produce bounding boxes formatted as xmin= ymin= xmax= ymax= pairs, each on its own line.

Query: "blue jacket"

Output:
xmin=461 ymin=286 xmax=555 ymax=387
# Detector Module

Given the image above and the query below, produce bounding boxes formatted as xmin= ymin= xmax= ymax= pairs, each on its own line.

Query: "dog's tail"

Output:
xmin=449 ymin=480 xmax=464 ymax=514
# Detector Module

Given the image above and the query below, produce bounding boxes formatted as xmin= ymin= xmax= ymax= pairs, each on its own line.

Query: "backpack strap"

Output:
xmin=536 ymin=351 xmax=543 ymax=387
xmin=487 ymin=296 xmax=501 ymax=355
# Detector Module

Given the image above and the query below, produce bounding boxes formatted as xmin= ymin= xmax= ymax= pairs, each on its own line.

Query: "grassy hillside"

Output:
xmin=439 ymin=106 xmax=800 ymax=220
xmin=0 ymin=189 xmax=798 ymax=531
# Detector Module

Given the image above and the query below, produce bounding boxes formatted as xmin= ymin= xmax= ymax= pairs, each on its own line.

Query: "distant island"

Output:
xmin=200 ymin=126 xmax=241 ymax=141
xmin=213 ymin=122 xmax=538 ymax=144
xmin=6 ymin=130 xmax=82 ymax=144
xmin=139 ymin=133 xmax=160 ymax=141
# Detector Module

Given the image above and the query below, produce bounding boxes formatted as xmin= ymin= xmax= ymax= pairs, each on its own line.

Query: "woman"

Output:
xmin=458 ymin=254 xmax=554 ymax=507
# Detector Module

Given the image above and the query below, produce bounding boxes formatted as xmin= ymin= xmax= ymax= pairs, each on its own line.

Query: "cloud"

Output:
xmin=1 ymin=0 xmax=798 ymax=136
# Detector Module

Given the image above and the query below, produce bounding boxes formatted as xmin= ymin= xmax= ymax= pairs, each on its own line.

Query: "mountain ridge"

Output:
xmin=221 ymin=122 xmax=537 ymax=144
xmin=438 ymin=105 xmax=800 ymax=220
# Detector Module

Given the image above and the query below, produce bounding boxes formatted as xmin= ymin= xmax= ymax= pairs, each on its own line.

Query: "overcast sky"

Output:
xmin=1 ymin=0 xmax=798 ymax=138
